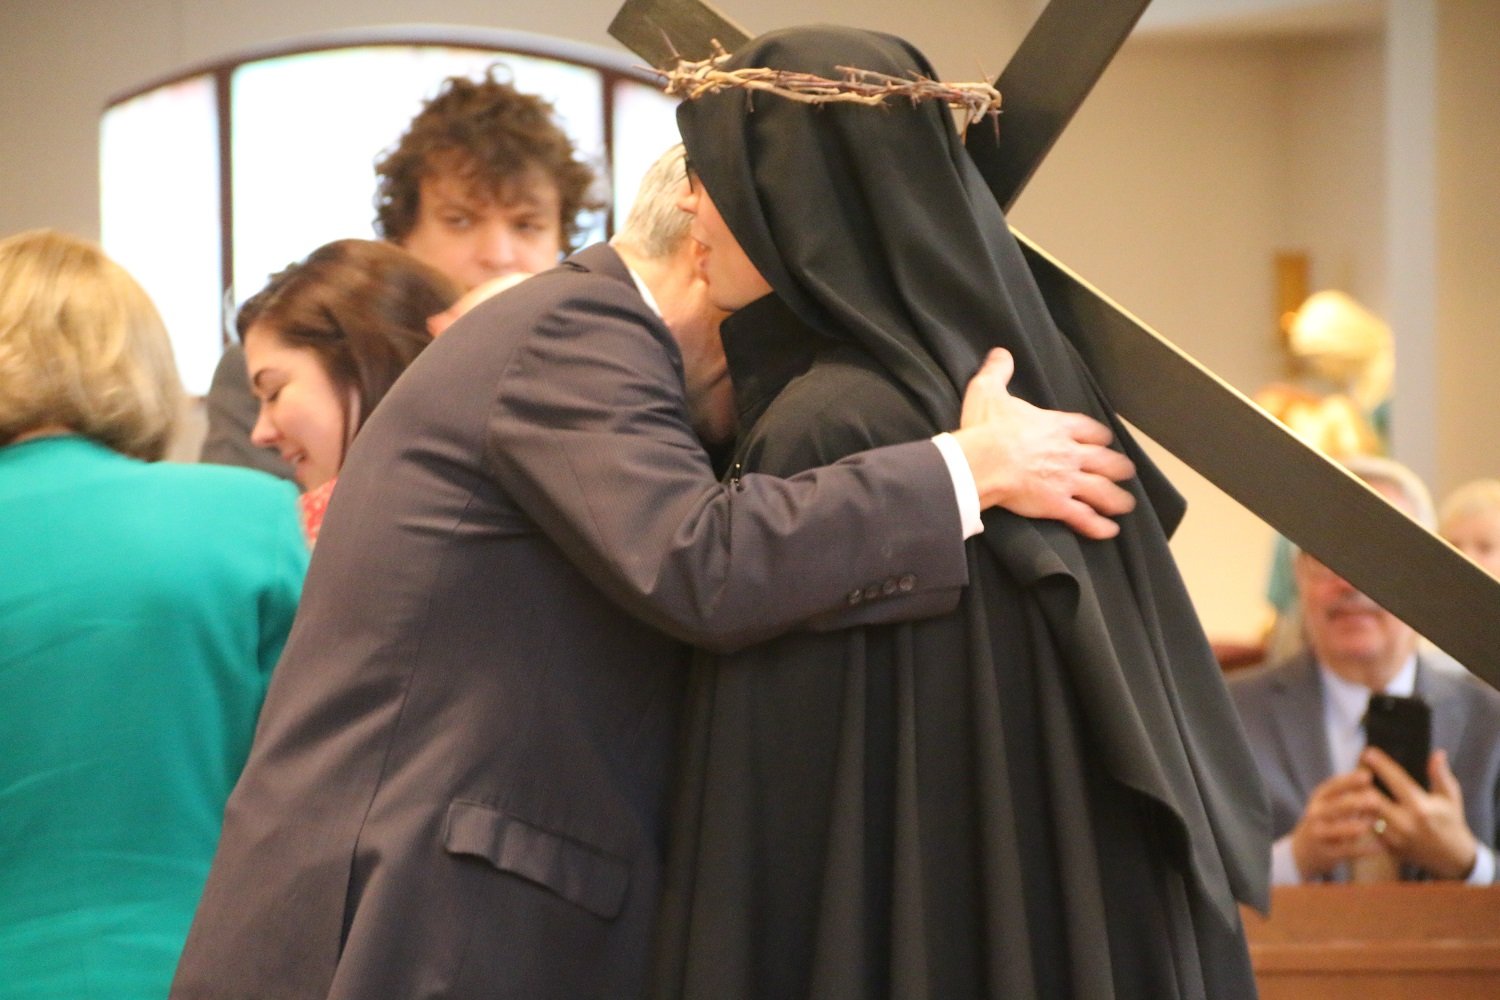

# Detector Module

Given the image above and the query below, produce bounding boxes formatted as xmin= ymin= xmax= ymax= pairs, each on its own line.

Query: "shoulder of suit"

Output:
xmin=1232 ymin=651 xmax=1310 ymax=690
xmin=559 ymin=243 xmax=631 ymax=287
xmin=1420 ymin=652 xmax=1500 ymax=712
xmin=127 ymin=457 xmax=298 ymax=506
xmin=547 ymin=246 xmax=658 ymax=318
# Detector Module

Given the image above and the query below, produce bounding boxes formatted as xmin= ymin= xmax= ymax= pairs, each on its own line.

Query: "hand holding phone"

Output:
xmin=1363 ymin=693 xmax=1432 ymax=794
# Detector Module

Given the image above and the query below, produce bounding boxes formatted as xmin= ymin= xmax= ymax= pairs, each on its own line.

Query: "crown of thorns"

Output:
xmin=657 ymin=41 xmax=1002 ymax=127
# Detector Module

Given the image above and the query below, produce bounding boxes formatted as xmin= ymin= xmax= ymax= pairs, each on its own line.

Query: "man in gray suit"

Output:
xmin=1231 ymin=455 xmax=1500 ymax=886
xmin=171 ymin=149 xmax=1136 ymax=1000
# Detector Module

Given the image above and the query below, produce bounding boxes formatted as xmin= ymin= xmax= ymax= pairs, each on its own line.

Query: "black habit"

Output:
xmin=655 ymin=25 xmax=1271 ymax=1000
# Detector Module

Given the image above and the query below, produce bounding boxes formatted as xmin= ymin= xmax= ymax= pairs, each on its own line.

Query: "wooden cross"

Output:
xmin=609 ymin=0 xmax=1500 ymax=688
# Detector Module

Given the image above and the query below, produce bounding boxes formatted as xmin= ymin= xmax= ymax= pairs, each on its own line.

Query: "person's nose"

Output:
xmin=475 ymin=224 xmax=517 ymax=275
xmin=249 ymin=404 xmax=279 ymax=448
xmin=1324 ymin=571 xmax=1361 ymax=598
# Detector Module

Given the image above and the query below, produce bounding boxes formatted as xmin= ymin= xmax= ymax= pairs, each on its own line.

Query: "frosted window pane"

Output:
xmin=231 ymin=47 xmax=606 ymax=305
xmin=611 ymin=78 xmax=684 ymax=227
xmin=100 ymin=75 xmax=222 ymax=396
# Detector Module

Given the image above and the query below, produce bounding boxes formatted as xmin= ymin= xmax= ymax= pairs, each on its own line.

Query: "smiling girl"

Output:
xmin=241 ymin=239 xmax=459 ymax=544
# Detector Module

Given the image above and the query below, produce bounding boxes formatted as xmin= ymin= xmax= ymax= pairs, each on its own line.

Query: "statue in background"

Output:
xmin=1255 ymin=288 xmax=1394 ymax=663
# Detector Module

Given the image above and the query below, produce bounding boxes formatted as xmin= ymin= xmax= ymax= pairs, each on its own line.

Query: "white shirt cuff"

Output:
xmin=1271 ymin=834 xmax=1303 ymax=886
xmin=932 ymin=432 xmax=983 ymax=540
xmin=1466 ymin=842 xmax=1495 ymax=885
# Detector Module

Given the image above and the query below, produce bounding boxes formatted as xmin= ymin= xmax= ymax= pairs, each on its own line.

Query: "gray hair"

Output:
xmin=612 ymin=144 xmax=691 ymax=260
xmin=1343 ymin=454 xmax=1436 ymax=530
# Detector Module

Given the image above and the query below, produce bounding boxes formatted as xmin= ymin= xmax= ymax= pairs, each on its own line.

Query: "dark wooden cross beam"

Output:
xmin=609 ymin=0 xmax=1500 ymax=687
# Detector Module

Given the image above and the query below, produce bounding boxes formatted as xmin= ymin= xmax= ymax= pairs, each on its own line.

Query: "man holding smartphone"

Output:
xmin=1231 ymin=455 xmax=1500 ymax=885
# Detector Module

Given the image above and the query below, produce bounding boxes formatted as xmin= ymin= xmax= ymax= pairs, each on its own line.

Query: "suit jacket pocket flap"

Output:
xmin=443 ymin=800 xmax=629 ymax=919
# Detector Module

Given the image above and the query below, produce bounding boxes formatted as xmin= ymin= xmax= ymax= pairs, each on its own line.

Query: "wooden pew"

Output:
xmin=1242 ymin=885 xmax=1500 ymax=998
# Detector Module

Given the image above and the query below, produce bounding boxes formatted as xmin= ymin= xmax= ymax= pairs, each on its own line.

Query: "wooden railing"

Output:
xmin=1242 ymin=885 xmax=1500 ymax=998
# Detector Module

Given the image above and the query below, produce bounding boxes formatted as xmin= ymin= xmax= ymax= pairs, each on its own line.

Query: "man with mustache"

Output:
xmin=1231 ymin=455 xmax=1500 ymax=884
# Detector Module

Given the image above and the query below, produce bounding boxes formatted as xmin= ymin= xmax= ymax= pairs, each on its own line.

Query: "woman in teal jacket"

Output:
xmin=0 ymin=230 xmax=307 ymax=999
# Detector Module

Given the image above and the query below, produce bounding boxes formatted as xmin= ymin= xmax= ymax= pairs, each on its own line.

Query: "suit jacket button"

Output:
xmin=863 ymin=584 xmax=882 ymax=601
xmin=898 ymin=573 xmax=916 ymax=592
xmin=848 ymin=588 xmax=864 ymax=606
xmin=881 ymin=577 xmax=899 ymax=596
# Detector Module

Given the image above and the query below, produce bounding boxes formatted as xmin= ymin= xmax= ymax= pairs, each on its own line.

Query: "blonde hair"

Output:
xmin=1439 ymin=478 xmax=1500 ymax=532
xmin=0 ymin=230 xmax=182 ymax=460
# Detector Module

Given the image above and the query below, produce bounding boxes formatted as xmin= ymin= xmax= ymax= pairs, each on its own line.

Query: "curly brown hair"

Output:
xmin=373 ymin=69 xmax=601 ymax=252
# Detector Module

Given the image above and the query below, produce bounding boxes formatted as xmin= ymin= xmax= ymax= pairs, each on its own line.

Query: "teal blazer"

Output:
xmin=0 ymin=435 xmax=306 ymax=999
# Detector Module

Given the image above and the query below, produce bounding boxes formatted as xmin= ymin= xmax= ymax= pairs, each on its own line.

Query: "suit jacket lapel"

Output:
xmin=1416 ymin=656 xmax=1468 ymax=760
xmin=1271 ymin=653 xmax=1335 ymax=803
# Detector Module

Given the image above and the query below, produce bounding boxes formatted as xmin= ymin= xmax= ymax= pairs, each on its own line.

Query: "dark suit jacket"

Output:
xmin=171 ymin=245 xmax=969 ymax=1000
xmin=1230 ymin=650 xmax=1500 ymax=879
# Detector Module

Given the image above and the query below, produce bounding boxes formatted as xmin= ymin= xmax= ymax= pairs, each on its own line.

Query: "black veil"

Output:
xmin=679 ymin=26 xmax=1075 ymax=427
xmin=670 ymin=24 xmax=1270 ymax=998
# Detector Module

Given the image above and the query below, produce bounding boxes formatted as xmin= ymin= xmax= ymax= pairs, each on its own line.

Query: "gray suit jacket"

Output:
xmin=171 ymin=245 xmax=969 ymax=1000
xmin=1229 ymin=649 xmax=1500 ymax=880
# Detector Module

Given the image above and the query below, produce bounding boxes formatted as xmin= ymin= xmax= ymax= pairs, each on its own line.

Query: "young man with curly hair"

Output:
xmin=201 ymin=69 xmax=599 ymax=477
xmin=373 ymin=70 xmax=600 ymax=292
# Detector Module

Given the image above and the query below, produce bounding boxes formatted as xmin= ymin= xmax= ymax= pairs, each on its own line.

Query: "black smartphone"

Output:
xmin=1364 ymin=693 xmax=1432 ymax=794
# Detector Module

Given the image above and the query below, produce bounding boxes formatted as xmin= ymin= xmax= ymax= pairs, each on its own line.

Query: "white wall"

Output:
xmin=0 ymin=0 xmax=1035 ymax=245
xmin=1435 ymin=0 xmax=1500 ymax=497
xmin=1283 ymin=34 xmax=1386 ymax=301
xmin=1009 ymin=34 xmax=1348 ymax=641
xmin=3 ymin=0 xmax=1491 ymax=643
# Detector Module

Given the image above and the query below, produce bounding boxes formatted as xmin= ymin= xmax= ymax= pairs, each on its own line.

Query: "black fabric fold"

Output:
xmin=656 ymin=24 xmax=1269 ymax=1000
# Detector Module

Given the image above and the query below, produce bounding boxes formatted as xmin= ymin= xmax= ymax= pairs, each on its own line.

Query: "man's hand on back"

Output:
xmin=952 ymin=348 xmax=1136 ymax=539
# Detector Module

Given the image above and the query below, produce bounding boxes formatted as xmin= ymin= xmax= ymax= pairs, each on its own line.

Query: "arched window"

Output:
xmin=100 ymin=26 xmax=678 ymax=393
